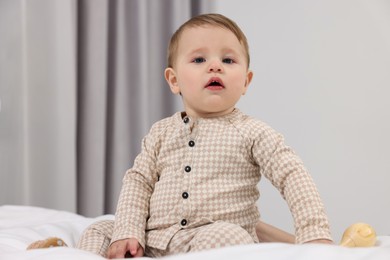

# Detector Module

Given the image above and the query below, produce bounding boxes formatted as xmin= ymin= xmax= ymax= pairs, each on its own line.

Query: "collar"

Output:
xmin=177 ymin=108 xmax=242 ymax=125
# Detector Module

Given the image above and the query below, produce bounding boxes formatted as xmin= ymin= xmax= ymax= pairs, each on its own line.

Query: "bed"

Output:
xmin=1 ymin=205 xmax=390 ymax=260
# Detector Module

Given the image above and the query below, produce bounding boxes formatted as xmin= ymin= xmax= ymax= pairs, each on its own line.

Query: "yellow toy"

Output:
xmin=340 ymin=223 xmax=377 ymax=247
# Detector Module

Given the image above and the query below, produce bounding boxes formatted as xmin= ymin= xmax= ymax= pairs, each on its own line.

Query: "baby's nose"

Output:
xmin=208 ymin=61 xmax=222 ymax=72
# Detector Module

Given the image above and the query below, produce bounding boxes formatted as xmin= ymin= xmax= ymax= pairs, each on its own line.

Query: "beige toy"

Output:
xmin=26 ymin=237 xmax=67 ymax=250
xmin=340 ymin=223 xmax=377 ymax=247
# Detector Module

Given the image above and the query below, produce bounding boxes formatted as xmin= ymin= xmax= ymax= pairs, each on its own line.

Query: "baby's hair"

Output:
xmin=167 ymin=13 xmax=250 ymax=69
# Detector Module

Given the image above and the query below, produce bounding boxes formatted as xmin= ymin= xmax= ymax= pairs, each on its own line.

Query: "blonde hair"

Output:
xmin=167 ymin=13 xmax=250 ymax=68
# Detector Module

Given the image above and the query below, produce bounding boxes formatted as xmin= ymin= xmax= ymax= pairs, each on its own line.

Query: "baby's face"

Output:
xmin=166 ymin=25 xmax=252 ymax=118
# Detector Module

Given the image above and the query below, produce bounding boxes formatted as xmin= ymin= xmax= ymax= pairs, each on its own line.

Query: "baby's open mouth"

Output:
xmin=208 ymin=81 xmax=222 ymax=86
xmin=205 ymin=78 xmax=224 ymax=89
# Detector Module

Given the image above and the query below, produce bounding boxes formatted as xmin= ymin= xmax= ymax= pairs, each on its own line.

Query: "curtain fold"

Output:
xmin=0 ymin=0 xmax=78 ymax=212
xmin=76 ymin=0 xmax=110 ymax=216
xmin=0 ymin=0 xmax=214 ymax=217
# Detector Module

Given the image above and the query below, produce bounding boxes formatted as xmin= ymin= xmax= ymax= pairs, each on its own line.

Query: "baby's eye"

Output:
xmin=192 ymin=57 xmax=206 ymax=63
xmin=222 ymin=58 xmax=235 ymax=64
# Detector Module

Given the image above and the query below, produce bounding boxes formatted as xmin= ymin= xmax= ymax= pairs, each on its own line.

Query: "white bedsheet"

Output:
xmin=1 ymin=205 xmax=390 ymax=260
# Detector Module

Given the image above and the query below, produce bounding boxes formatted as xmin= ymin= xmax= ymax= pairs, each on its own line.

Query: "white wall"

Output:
xmin=213 ymin=0 xmax=390 ymax=241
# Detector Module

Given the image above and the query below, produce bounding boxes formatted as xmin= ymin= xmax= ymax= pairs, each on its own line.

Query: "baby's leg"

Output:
xmin=189 ymin=221 xmax=254 ymax=252
xmin=77 ymin=220 xmax=114 ymax=257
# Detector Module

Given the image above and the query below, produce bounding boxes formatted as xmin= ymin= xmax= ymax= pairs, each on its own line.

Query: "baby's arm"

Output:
xmin=110 ymin=129 xmax=160 ymax=252
xmin=107 ymin=238 xmax=144 ymax=259
xmin=251 ymin=124 xmax=333 ymax=243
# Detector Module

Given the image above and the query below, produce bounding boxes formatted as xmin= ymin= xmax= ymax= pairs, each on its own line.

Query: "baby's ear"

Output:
xmin=242 ymin=70 xmax=253 ymax=95
xmin=245 ymin=70 xmax=253 ymax=87
xmin=165 ymin=68 xmax=180 ymax=95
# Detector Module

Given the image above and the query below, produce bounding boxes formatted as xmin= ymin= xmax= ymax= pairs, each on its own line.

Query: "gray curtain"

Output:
xmin=0 ymin=0 xmax=213 ymax=217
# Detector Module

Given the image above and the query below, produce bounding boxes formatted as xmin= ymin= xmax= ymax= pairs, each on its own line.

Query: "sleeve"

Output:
xmin=110 ymin=128 xmax=160 ymax=249
xmin=251 ymin=124 xmax=333 ymax=243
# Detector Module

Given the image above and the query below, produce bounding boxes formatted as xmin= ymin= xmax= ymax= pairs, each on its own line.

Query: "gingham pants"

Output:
xmin=77 ymin=220 xmax=254 ymax=258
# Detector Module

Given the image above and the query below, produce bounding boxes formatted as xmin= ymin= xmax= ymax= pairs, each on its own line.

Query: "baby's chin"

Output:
xmin=193 ymin=107 xmax=236 ymax=118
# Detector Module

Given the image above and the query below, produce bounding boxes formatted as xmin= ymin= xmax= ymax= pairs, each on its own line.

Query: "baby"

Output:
xmin=38 ymin=13 xmax=333 ymax=258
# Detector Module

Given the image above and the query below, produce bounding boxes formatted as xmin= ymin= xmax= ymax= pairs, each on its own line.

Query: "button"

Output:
xmin=182 ymin=192 xmax=189 ymax=199
xmin=183 ymin=117 xmax=189 ymax=124
xmin=188 ymin=140 xmax=195 ymax=147
xmin=181 ymin=219 xmax=187 ymax=226
xmin=184 ymin=166 xmax=191 ymax=172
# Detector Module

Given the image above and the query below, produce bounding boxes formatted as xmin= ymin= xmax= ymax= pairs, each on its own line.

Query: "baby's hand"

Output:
xmin=107 ymin=238 xmax=144 ymax=259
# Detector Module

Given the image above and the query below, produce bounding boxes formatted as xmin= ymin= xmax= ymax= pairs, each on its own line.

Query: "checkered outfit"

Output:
xmin=78 ymin=108 xmax=332 ymax=256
